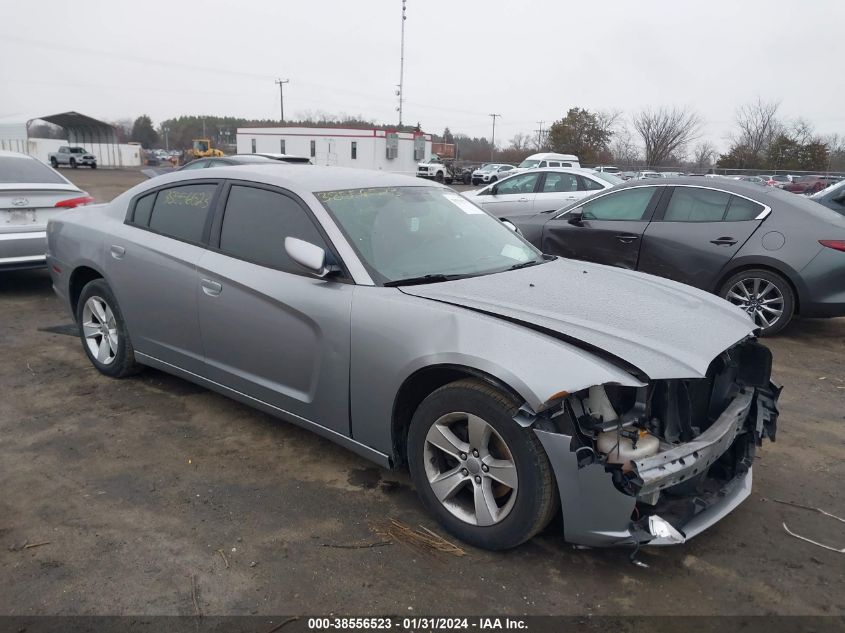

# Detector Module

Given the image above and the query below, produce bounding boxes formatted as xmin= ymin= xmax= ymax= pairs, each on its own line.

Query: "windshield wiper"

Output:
xmin=384 ymin=274 xmax=453 ymax=287
xmin=506 ymin=259 xmax=545 ymax=271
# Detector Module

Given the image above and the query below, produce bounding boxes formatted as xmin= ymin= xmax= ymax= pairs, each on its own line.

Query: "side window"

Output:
xmin=538 ymin=161 xmax=547 ymax=167
xmin=351 ymin=141 xmax=358 ymax=160
xmin=147 ymin=183 xmax=216 ymax=243
xmin=496 ymin=173 xmax=540 ymax=195
xmin=310 ymin=140 xmax=316 ymax=157
xmin=132 ymin=192 xmax=157 ymax=226
xmin=580 ymin=187 xmax=656 ymax=221
xmin=59 ymin=147 xmax=68 ymax=154
xmin=542 ymin=173 xmax=579 ymax=193
xmin=219 ymin=185 xmax=329 ymax=273
xmin=181 ymin=160 xmax=208 ymax=170
xmin=547 ymin=161 xmax=560 ymax=167
xmin=663 ymin=188 xmax=730 ymax=222
xmin=499 ymin=165 xmax=512 ymax=173
xmin=280 ymin=139 xmax=285 ymax=154
xmin=725 ymin=195 xmax=765 ymax=221
xmin=250 ymin=139 xmax=256 ymax=153
xmin=579 ymin=176 xmax=605 ymax=191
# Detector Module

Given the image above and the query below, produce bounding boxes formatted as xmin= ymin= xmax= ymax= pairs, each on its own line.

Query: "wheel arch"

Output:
xmin=69 ymin=265 xmax=106 ymax=320
xmin=715 ymin=257 xmax=804 ymax=314
xmin=390 ymin=364 xmax=523 ymax=467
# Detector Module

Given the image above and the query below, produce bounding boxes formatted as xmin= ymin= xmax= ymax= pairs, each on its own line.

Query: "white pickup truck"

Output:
xmin=49 ymin=146 xmax=97 ymax=169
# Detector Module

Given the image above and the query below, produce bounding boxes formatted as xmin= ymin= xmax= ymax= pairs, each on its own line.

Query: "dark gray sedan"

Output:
xmin=508 ymin=178 xmax=845 ymax=335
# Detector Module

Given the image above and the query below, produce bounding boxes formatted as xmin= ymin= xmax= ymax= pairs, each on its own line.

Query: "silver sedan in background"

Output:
xmin=46 ymin=165 xmax=779 ymax=550
xmin=1 ymin=150 xmax=92 ymax=270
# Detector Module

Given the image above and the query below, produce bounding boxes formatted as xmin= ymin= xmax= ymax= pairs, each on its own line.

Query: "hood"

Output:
xmin=401 ymin=259 xmax=755 ymax=380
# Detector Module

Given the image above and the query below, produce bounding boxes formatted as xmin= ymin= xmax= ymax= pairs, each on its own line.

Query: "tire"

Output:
xmin=490 ymin=176 xmax=498 ymax=183
xmin=407 ymin=378 xmax=558 ymax=550
xmin=719 ymin=268 xmax=795 ymax=336
xmin=50 ymin=157 xmax=59 ymax=168
xmin=76 ymin=279 xmax=142 ymax=378
xmin=472 ymin=179 xmax=479 ymax=186
xmin=435 ymin=171 xmax=445 ymax=183
xmin=70 ymin=158 xmax=77 ymax=169
xmin=91 ymin=162 xmax=97 ymax=169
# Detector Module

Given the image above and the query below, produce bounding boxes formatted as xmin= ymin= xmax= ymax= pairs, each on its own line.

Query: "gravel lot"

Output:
xmin=1 ymin=168 xmax=843 ymax=616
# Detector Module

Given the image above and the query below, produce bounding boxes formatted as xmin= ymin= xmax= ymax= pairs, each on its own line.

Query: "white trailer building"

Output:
xmin=236 ymin=126 xmax=432 ymax=176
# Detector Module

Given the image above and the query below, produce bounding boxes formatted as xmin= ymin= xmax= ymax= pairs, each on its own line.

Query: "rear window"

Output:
xmin=0 ymin=156 xmax=66 ymax=184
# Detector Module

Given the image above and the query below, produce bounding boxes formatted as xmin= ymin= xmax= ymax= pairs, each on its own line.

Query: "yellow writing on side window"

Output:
xmin=164 ymin=189 xmax=212 ymax=208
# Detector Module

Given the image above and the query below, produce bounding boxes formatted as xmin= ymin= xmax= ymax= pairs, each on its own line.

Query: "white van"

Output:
xmin=516 ymin=152 xmax=581 ymax=171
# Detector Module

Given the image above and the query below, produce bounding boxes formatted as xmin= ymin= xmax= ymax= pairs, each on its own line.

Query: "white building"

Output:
xmin=0 ymin=112 xmax=141 ymax=167
xmin=236 ymin=126 xmax=432 ymax=175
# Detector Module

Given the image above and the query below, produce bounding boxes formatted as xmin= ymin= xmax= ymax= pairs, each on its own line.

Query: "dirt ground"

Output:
xmin=0 ymin=168 xmax=843 ymax=616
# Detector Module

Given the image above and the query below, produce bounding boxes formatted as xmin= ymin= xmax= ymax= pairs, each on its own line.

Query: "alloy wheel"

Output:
xmin=82 ymin=296 xmax=118 ymax=365
xmin=423 ymin=412 xmax=518 ymax=526
xmin=725 ymin=277 xmax=785 ymax=330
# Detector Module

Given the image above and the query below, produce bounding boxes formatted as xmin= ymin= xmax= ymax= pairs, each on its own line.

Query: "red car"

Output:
xmin=782 ymin=175 xmax=837 ymax=194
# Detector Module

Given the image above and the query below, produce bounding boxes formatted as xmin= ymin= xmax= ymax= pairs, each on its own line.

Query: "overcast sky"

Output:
xmin=2 ymin=0 xmax=843 ymax=152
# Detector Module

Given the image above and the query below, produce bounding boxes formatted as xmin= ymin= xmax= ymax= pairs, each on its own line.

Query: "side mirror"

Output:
xmin=566 ymin=209 xmax=584 ymax=225
xmin=500 ymin=219 xmax=521 ymax=234
xmin=285 ymin=237 xmax=338 ymax=278
xmin=490 ymin=185 xmax=499 ymax=196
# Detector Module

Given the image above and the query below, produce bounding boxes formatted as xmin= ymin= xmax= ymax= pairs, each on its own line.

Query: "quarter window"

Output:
xmin=725 ymin=195 xmax=765 ymax=221
xmin=542 ymin=173 xmax=579 ymax=193
xmin=580 ymin=187 xmax=655 ymax=221
xmin=495 ymin=173 xmax=540 ymax=195
xmin=579 ymin=176 xmax=605 ymax=191
xmin=663 ymin=188 xmax=730 ymax=222
xmin=147 ymin=183 xmax=216 ymax=243
xmin=132 ymin=192 xmax=156 ymax=226
xmin=219 ymin=185 xmax=329 ymax=273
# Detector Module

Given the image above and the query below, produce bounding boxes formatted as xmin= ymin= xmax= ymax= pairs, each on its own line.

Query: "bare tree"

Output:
xmin=508 ymin=132 xmax=533 ymax=152
xmin=692 ymin=141 xmax=717 ymax=171
xmin=732 ymin=98 xmax=781 ymax=164
xmin=610 ymin=126 xmax=640 ymax=167
xmin=632 ymin=107 xmax=702 ymax=167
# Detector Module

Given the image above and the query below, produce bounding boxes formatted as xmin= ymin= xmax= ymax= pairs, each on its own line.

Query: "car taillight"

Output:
xmin=55 ymin=195 xmax=94 ymax=208
xmin=819 ymin=240 xmax=845 ymax=252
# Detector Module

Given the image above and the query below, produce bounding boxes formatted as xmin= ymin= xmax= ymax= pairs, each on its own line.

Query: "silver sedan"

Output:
xmin=1 ymin=150 xmax=92 ymax=270
xmin=47 ymin=165 xmax=779 ymax=550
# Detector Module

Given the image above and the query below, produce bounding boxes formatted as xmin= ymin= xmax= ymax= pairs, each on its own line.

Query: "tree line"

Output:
xmin=112 ymin=101 xmax=843 ymax=173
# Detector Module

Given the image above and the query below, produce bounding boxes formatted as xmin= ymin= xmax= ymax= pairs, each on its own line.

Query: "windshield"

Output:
xmin=478 ymin=164 xmax=498 ymax=172
xmin=316 ymin=187 xmax=544 ymax=285
xmin=592 ymin=172 xmax=624 ymax=185
xmin=0 ymin=156 xmax=66 ymax=184
xmin=518 ymin=159 xmax=541 ymax=169
xmin=811 ymin=179 xmax=845 ymax=200
xmin=772 ymin=175 xmax=789 ymax=182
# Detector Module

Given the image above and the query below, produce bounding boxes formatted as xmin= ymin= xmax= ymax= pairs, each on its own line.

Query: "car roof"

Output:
xmin=132 ymin=164 xmax=449 ymax=197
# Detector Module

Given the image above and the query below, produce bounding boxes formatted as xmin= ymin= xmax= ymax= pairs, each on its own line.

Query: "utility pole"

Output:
xmin=534 ymin=121 xmax=545 ymax=150
xmin=163 ymin=126 xmax=170 ymax=151
xmin=396 ymin=0 xmax=407 ymax=126
xmin=275 ymin=78 xmax=290 ymax=123
xmin=489 ymin=113 xmax=501 ymax=160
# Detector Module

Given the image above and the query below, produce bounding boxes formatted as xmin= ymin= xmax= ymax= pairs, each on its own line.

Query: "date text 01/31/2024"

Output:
xmin=307 ymin=617 xmax=528 ymax=630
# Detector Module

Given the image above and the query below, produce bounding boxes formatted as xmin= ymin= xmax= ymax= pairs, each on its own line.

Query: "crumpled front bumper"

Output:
xmin=534 ymin=381 xmax=780 ymax=547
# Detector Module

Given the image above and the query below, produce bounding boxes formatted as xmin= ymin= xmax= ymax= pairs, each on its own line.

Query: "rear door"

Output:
xmin=474 ymin=172 xmax=542 ymax=217
xmin=196 ymin=182 xmax=353 ymax=435
xmin=638 ymin=186 xmax=768 ymax=291
xmin=541 ymin=186 xmax=662 ymax=269
xmin=107 ymin=180 xmax=219 ymax=374
xmin=532 ymin=171 xmax=582 ymax=213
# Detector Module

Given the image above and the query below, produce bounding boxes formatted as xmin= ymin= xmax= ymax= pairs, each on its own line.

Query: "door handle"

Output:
xmin=109 ymin=245 xmax=125 ymax=259
xmin=615 ymin=234 xmax=639 ymax=244
xmin=710 ymin=237 xmax=737 ymax=246
xmin=200 ymin=279 xmax=222 ymax=297
xmin=517 ymin=197 xmax=529 ymax=202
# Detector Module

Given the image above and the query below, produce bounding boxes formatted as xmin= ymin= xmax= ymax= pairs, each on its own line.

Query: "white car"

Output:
xmin=464 ymin=168 xmax=622 ymax=217
xmin=515 ymin=153 xmax=581 ymax=172
xmin=637 ymin=171 xmax=662 ymax=179
xmin=471 ymin=163 xmax=515 ymax=186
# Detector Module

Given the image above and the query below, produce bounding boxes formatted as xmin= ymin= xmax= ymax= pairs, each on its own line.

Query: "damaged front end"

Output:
xmin=531 ymin=338 xmax=781 ymax=547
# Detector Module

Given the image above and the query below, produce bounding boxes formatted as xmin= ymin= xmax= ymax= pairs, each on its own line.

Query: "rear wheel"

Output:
xmin=76 ymin=279 xmax=142 ymax=378
xmin=50 ymin=157 xmax=59 ymax=168
xmin=70 ymin=158 xmax=77 ymax=169
xmin=407 ymin=378 xmax=558 ymax=550
xmin=719 ymin=269 xmax=794 ymax=336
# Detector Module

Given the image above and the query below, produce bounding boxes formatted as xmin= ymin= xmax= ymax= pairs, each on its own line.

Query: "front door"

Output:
xmin=475 ymin=172 xmax=541 ymax=217
xmin=196 ymin=182 xmax=352 ymax=435
xmin=541 ymin=186 xmax=662 ymax=269
xmin=638 ymin=186 xmax=766 ymax=291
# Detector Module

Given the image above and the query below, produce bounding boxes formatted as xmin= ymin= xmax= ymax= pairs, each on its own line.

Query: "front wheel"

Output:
xmin=90 ymin=162 xmax=97 ymax=169
xmin=76 ymin=279 xmax=142 ymax=378
xmin=489 ymin=176 xmax=498 ymax=183
xmin=719 ymin=269 xmax=795 ymax=336
xmin=407 ymin=379 xmax=558 ymax=550
xmin=70 ymin=158 xmax=77 ymax=169
xmin=435 ymin=171 xmax=445 ymax=183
